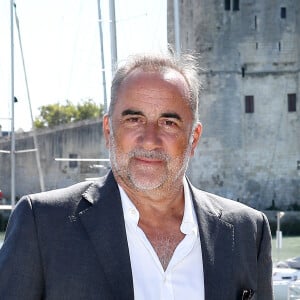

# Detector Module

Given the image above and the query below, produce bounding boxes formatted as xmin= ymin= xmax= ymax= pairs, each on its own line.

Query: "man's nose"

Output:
xmin=138 ymin=123 xmax=162 ymax=150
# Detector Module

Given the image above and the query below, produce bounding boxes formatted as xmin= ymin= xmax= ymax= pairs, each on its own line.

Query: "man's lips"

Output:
xmin=133 ymin=156 xmax=164 ymax=164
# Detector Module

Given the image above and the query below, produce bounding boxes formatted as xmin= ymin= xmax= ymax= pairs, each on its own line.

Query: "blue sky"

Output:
xmin=0 ymin=0 xmax=167 ymax=131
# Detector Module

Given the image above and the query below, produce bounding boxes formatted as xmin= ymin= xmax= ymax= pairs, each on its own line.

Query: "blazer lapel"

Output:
xmin=78 ymin=172 xmax=134 ymax=300
xmin=190 ymin=185 xmax=234 ymax=300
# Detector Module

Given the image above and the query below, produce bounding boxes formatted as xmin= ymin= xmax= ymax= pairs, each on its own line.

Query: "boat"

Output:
xmin=273 ymin=257 xmax=300 ymax=299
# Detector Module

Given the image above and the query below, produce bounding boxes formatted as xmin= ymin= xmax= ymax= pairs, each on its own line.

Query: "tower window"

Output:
xmin=245 ymin=96 xmax=254 ymax=113
xmin=225 ymin=0 xmax=230 ymax=10
xmin=233 ymin=0 xmax=239 ymax=11
xmin=288 ymin=94 xmax=297 ymax=112
xmin=281 ymin=7 xmax=286 ymax=19
xmin=69 ymin=153 xmax=78 ymax=168
xmin=241 ymin=66 xmax=246 ymax=77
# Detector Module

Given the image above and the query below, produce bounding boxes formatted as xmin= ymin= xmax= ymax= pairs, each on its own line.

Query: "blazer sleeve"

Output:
xmin=257 ymin=213 xmax=274 ymax=300
xmin=0 ymin=197 xmax=44 ymax=299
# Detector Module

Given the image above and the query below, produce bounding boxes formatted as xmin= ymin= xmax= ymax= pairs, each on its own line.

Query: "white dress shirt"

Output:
xmin=119 ymin=179 xmax=205 ymax=300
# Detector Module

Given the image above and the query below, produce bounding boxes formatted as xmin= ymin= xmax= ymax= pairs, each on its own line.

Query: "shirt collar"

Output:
xmin=181 ymin=178 xmax=198 ymax=235
xmin=119 ymin=185 xmax=140 ymax=225
xmin=119 ymin=178 xmax=198 ymax=236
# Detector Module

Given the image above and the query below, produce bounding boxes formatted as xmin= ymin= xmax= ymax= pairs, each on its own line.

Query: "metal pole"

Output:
xmin=276 ymin=211 xmax=285 ymax=262
xmin=173 ymin=0 xmax=181 ymax=55
xmin=109 ymin=0 xmax=118 ymax=75
xmin=10 ymin=0 xmax=16 ymax=207
xmin=14 ymin=4 xmax=45 ymax=192
xmin=97 ymin=0 xmax=108 ymax=113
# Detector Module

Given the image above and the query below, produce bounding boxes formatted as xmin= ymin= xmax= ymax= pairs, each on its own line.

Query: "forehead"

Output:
xmin=113 ymin=68 xmax=191 ymax=112
xmin=120 ymin=68 xmax=189 ymax=93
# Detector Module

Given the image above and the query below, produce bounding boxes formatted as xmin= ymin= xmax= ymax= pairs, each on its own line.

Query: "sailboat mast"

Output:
xmin=109 ymin=0 xmax=117 ymax=75
xmin=10 ymin=0 xmax=15 ymax=207
xmin=97 ymin=0 xmax=108 ymax=112
xmin=173 ymin=0 xmax=181 ymax=55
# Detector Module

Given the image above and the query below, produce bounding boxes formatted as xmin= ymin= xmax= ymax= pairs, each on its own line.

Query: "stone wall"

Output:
xmin=169 ymin=0 xmax=300 ymax=209
xmin=0 ymin=119 xmax=109 ymax=199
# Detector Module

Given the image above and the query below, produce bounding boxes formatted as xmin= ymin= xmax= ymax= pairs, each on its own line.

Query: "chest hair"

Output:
xmin=142 ymin=229 xmax=185 ymax=270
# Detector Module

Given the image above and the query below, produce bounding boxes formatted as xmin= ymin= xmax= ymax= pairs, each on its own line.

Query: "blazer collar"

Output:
xmin=189 ymin=182 xmax=235 ymax=300
xmin=79 ymin=172 xmax=134 ymax=300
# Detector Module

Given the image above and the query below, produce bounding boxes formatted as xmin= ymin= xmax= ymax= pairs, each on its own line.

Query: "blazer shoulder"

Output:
xmin=28 ymin=180 xmax=93 ymax=204
xmin=189 ymin=183 xmax=266 ymax=224
xmin=18 ymin=173 xmax=111 ymax=213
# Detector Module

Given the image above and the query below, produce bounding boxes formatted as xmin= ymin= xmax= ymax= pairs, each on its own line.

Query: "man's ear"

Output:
xmin=190 ymin=122 xmax=202 ymax=157
xmin=103 ymin=114 xmax=111 ymax=149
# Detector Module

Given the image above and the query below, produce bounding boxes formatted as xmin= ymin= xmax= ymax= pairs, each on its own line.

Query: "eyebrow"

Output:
xmin=121 ymin=109 xmax=145 ymax=116
xmin=121 ymin=109 xmax=182 ymax=121
xmin=161 ymin=112 xmax=182 ymax=121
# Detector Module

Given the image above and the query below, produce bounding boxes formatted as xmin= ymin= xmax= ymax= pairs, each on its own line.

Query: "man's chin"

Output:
xmin=130 ymin=179 xmax=164 ymax=191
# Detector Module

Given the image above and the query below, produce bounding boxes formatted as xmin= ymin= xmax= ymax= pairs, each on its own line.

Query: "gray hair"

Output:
xmin=108 ymin=51 xmax=202 ymax=123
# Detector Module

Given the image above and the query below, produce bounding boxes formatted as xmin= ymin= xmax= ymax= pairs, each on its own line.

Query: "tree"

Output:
xmin=34 ymin=99 xmax=104 ymax=128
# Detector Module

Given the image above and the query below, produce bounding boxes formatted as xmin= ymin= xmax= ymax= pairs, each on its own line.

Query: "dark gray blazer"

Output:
xmin=0 ymin=172 xmax=273 ymax=299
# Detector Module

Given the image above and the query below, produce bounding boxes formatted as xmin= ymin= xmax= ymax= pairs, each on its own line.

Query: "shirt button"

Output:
xmin=129 ymin=208 xmax=136 ymax=215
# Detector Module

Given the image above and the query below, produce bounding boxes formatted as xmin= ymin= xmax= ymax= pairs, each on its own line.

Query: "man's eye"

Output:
xmin=160 ymin=119 xmax=178 ymax=128
xmin=127 ymin=117 xmax=139 ymax=122
xmin=124 ymin=116 xmax=143 ymax=124
xmin=165 ymin=120 xmax=176 ymax=126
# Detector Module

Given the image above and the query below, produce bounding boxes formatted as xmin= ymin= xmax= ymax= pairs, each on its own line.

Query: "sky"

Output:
xmin=0 ymin=0 xmax=167 ymax=132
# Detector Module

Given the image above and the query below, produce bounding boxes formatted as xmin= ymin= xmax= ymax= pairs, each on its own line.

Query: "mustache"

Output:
xmin=129 ymin=149 xmax=170 ymax=161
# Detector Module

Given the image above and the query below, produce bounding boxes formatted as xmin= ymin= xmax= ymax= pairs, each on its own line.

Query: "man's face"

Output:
xmin=103 ymin=68 xmax=202 ymax=192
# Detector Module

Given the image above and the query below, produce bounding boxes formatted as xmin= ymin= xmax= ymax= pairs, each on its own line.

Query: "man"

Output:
xmin=0 ymin=52 xmax=273 ymax=299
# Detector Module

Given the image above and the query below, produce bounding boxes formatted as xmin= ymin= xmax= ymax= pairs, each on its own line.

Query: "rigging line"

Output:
xmin=14 ymin=3 xmax=45 ymax=192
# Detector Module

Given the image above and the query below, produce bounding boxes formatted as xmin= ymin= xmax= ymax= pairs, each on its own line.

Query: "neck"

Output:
xmin=117 ymin=175 xmax=186 ymax=271
xmin=118 ymin=178 xmax=185 ymax=215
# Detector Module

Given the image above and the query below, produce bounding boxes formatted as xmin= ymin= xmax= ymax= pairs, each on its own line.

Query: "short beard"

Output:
xmin=108 ymin=122 xmax=194 ymax=192
xmin=109 ymin=140 xmax=171 ymax=191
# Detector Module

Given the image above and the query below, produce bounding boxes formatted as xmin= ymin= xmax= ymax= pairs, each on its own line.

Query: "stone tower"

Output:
xmin=168 ymin=0 xmax=300 ymax=209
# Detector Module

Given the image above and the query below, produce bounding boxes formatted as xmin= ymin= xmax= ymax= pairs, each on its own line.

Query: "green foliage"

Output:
xmin=265 ymin=199 xmax=279 ymax=211
xmin=269 ymin=219 xmax=300 ymax=236
xmin=34 ymin=99 xmax=104 ymax=128
xmin=287 ymin=203 xmax=300 ymax=211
